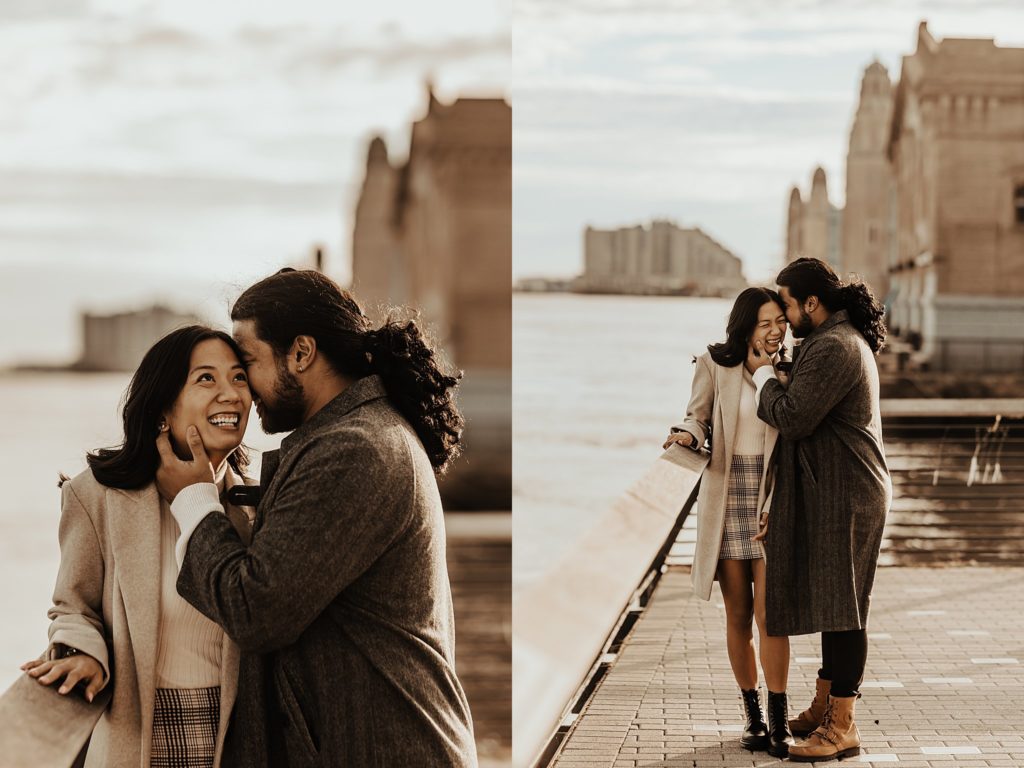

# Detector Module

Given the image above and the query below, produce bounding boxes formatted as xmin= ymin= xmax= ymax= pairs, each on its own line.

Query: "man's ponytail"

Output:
xmin=365 ymin=318 xmax=464 ymax=472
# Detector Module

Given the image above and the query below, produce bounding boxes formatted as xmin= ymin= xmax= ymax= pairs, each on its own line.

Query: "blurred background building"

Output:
xmin=351 ymin=86 xmax=512 ymax=510
xmin=574 ymin=219 xmax=747 ymax=296
xmin=786 ymin=21 xmax=1024 ymax=374
xmin=888 ymin=23 xmax=1024 ymax=372
xmin=786 ymin=168 xmax=844 ymax=275
xmin=75 ymin=305 xmax=202 ymax=371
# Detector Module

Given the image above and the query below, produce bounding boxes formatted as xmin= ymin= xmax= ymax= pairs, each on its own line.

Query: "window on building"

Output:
xmin=1015 ymin=184 xmax=1024 ymax=225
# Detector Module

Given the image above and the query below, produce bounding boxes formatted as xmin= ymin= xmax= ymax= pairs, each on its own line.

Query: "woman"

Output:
xmin=662 ymin=287 xmax=794 ymax=758
xmin=20 ymin=326 xmax=256 ymax=768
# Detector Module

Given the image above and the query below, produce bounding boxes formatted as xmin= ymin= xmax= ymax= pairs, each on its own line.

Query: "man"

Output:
xmin=748 ymin=257 xmax=891 ymax=763
xmin=156 ymin=269 xmax=477 ymax=766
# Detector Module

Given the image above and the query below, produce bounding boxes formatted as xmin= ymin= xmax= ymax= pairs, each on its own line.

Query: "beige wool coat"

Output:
xmin=673 ymin=351 xmax=779 ymax=601
xmin=47 ymin=466 xmax=253 ymax=768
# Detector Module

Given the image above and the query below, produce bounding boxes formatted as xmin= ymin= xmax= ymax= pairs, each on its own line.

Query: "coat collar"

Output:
xmin=719 ymin=362 xmax=742 ymax=464
xmin=105 ymin=482 xmax=161 ymax=719
xmin=279 ymin=374 xmax=388 ymax=459
xmin=810 ymin=308 xmax=849 ymax=337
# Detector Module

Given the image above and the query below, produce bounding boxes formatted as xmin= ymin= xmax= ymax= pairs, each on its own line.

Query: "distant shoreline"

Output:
xmin=513 ymin=277 xmax=745 ymax=298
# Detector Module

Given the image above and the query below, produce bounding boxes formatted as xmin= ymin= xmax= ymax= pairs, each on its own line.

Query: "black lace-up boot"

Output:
xmin=739 ymin=688 xmax=769 ymax=751
xmin=767 ymin=691 xmax=796 ymax=758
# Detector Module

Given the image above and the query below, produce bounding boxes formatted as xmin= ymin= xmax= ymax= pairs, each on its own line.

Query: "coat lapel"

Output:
xmin=762 ymin=421 xmax=779 ymax=465
xmin=254 ymin=449 xmax=282 ymax=533
xmin=719 ymin=363 xmax=742 ymax=465
xmin=105 ymin=484 xmax=161 ymax=722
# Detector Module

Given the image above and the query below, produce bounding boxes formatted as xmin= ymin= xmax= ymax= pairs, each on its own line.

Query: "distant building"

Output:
xmin=784 ymin=23 xmax=1024 ymax=372
xmin=352 ymin=87 xmax=511 ymax=373
xmin=575 ymin=219 xmax=747 ymax=296
xmin=351 ymin=87 xmax=511 ymax=508
xmin=785 ymin=167 xmax=843 ymax=271
xmin=513 ymin=276 xmax=573 ymax=293
xmin=76 ymin=305 xmax=202 ymax=371
xmin=843 ymin=61 xmax=896 ymax=300
xmin=887 ymin=22 xmax=1024 ymax=371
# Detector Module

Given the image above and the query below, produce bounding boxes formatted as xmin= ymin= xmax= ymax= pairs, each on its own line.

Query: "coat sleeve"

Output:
xmin=176 ymin=431 xmax=415 ymax=654
xmin=670 ymin=355 xmax=714 ymax=448
xmin=756 ymin=334 xmax=859 ymax=440
xmin=47 ymin=483 xmax=111 ymax=688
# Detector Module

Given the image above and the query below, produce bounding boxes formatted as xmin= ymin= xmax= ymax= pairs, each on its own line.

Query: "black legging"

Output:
xmin=818 ymin=629 xmax=868 ymax=697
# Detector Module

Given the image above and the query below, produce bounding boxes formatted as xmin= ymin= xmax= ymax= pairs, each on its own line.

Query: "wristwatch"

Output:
xmin=60 ymin=646 xmax=81 ymax=659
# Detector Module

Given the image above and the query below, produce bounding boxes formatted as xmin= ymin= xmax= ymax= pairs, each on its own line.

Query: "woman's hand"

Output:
xmin=21 ymin=653 xmax=104 ymax=702
xmin=663 ymin=432 xmax=696 ymax=451
xmin=752 ymin=509 xmax=769 ymax=542
xmin=775 ymin=367 xmax=790 ymax=387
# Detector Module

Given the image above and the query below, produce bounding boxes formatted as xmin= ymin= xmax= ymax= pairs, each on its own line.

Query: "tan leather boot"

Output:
xmin=788 ymin=676 xmax=830 ymax=737
xmin=788 ymin=694 xmax=862 ymax=762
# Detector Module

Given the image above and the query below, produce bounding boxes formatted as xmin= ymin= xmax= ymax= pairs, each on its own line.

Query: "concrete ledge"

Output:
xmin=880 ymin=398 xmax=1024 ymax=417
xmin=445 ymin=512 xmax=513 ymax=539
xmin=512 ymin=446 xmax=706 ymax=767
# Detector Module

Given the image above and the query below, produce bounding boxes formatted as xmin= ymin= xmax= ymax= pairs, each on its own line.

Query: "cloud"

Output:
xmin=290 ymin=33 xmax=510 ymax=74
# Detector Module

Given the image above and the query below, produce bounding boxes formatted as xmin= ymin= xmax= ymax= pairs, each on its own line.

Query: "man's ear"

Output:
xmin=290 ymin=335 xmax=318 ymax=371
xmin=805 ymin=295 xmax=819 ymax=313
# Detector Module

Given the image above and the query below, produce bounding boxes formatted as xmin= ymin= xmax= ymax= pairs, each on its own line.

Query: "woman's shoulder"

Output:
xmin=696 ymin=350 xmax=732 ymax=379
xmin=60 ymin=467 xmax=105 ymax=501
xmin=60 ymin=467 xmax=153 ymax=507
xmin=694 ymin=350 xmax=717 ymax=369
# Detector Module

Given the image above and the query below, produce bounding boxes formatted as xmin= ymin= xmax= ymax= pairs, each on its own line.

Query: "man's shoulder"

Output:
xmin=297 ymin=401 xmax=414 ymax=468
xmin=807 ymin=320 xmax=863 ymax=354
xmin=798 ymin=321 xmax=871 ymax=380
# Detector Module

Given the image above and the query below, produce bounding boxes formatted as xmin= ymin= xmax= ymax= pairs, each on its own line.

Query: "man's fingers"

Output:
xmin=155 ymin=431 xmax=175 ymax=462
xmin=186 ymin=425 xmax=208 ymax=461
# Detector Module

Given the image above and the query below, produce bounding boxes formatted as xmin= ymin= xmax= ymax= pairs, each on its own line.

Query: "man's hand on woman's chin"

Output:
xmin=746 ymin=340 xmax=774 ymax=372
xmin=155 ymin=426 xmax=216 ymax=503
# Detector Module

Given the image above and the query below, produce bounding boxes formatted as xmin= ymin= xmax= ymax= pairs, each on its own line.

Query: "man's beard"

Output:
xmin=791 ymin=308 xmax=814 ymax=338
xmin=258 ymin=365 xmax=306 ymax=434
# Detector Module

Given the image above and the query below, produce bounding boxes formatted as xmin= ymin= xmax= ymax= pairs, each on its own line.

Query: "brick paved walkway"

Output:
xmin=552 ymin=567 xmax=1024 ymax=767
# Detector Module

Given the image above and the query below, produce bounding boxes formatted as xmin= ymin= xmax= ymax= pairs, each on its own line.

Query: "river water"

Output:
xmin=512 ymin=293 xmax=736 ymax=592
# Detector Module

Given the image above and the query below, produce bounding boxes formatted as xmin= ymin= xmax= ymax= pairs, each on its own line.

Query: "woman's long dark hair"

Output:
xmin=707 ymin=287 xmax=787 ymax=367
xmin=230 ymin=269 xmax=464 ymax=473
xmin=777 ymin=257 xmax=886 ymax=353
xmin=86 ymin=326 xmax=250 ymax=490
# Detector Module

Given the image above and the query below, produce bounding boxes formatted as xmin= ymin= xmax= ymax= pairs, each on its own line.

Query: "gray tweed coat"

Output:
xmin=176 ymin=375 xmax=477 ymax=767
xmin=757 ymin=310 xmax=892 ymax=637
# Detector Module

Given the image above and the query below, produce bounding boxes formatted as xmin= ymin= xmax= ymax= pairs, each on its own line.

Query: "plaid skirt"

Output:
xmin=719 ymin=454 xmax=764 ymax=560
xmin=151 ymin=686 xmax=220 ymax=768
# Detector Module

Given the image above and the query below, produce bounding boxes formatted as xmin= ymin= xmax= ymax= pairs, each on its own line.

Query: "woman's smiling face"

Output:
xmin=750 ymin=300 xmax=788 ymax=355
xmin=165 ymin=338 xmax=252 ymax=467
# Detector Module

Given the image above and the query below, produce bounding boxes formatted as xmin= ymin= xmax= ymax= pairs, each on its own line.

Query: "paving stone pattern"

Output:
xmin=552 ymin=567 xmax=1024 ymax=768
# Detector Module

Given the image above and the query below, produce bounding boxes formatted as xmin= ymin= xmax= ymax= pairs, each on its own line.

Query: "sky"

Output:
xmin=513 ymin=0 xmax=1024 ymax=284
xmin=0 ymin=0 xmax=509 ymax=365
